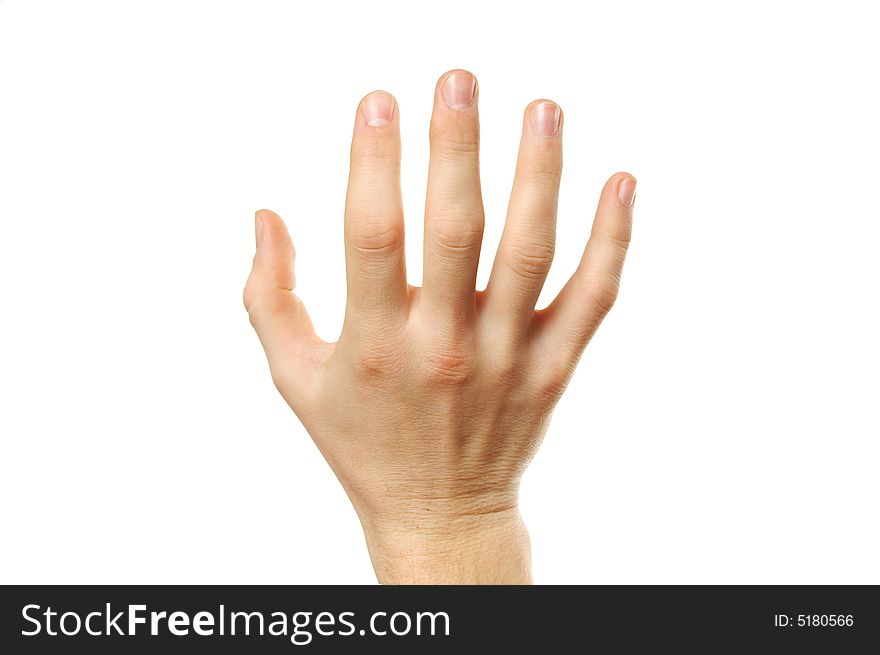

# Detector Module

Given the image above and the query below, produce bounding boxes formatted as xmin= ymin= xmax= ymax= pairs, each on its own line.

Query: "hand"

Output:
xmin=244 ymin=69 xmax=635 ymax=583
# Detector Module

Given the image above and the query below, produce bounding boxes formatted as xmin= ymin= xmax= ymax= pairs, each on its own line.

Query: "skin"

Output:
xmin=244 ymin=69 xmax=635 ymax=584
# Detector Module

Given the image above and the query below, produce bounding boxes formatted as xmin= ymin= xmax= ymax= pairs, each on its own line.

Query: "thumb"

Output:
xmin=244 ymin=209 xmax=322 ymax=401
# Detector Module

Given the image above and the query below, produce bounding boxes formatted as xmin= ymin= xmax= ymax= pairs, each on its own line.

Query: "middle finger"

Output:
xmin=422 ymin=69 xmax=485 ymax=326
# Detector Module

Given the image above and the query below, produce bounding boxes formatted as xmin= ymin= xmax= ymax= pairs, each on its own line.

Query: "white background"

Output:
xmin=1 ymin=0 xmax=877 ymax=584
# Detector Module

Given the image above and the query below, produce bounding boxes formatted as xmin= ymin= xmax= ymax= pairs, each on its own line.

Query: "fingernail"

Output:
xmin=441 ymin=72 xmax=475 ymax=110
xmin=363 ymin=92 xmax=395 ymax=127
xmin=254 ymin=213 xmax=264 ymax=247
xmin=618 ymin=176 xmax=637 ymax=208
xmin=532 ymin=101 xmax=561 ymax=137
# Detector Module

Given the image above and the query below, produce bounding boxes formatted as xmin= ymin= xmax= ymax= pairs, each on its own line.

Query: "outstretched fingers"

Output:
xmin=343 ymin=91 xmax=408 ymax=339
xmin=537 ymin=173 xmax=636 ymax=363
xmin=483 ymin=100 xmax=563 ymax=335
xmin=422 ymin=70 xmax=485 ymax=328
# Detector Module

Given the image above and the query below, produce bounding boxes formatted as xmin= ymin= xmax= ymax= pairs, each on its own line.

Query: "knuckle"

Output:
xmin=430 ymin=126 xmax=480 ymax=157
xmin=586 ymin=275 xmax=621 ymax=315
xmin=596 ymin=214 xmax=633 ymax=252
xmin=427 ymin=218 xmax=484 ymax=255
xmin=604 ymin=229 xmax=632 ymax=251
xmin=351 ymin=139 xmax=401 ymax=167
xmin=352 ymin=343 xmax=402 ymax=379
xmin=505 ymin=238 xmax=555 ymax=280
xmin=438 ymin=139 xmax=480 ymax=157
xmin=245 ymin=291 xmax=298 ymax=330
xmin=347 ymin=217 xmax=404 ymax=255
xmin=422 ymin=347 xmax=473 ymax=387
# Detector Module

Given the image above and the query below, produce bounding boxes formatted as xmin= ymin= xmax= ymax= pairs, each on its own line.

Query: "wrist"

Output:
xmin=358 ymin=505 xmax=532 ymax=584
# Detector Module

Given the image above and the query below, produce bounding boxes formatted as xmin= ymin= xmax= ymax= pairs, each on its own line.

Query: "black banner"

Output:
xmin=1 ymin=585 xmax=877 ymax=652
